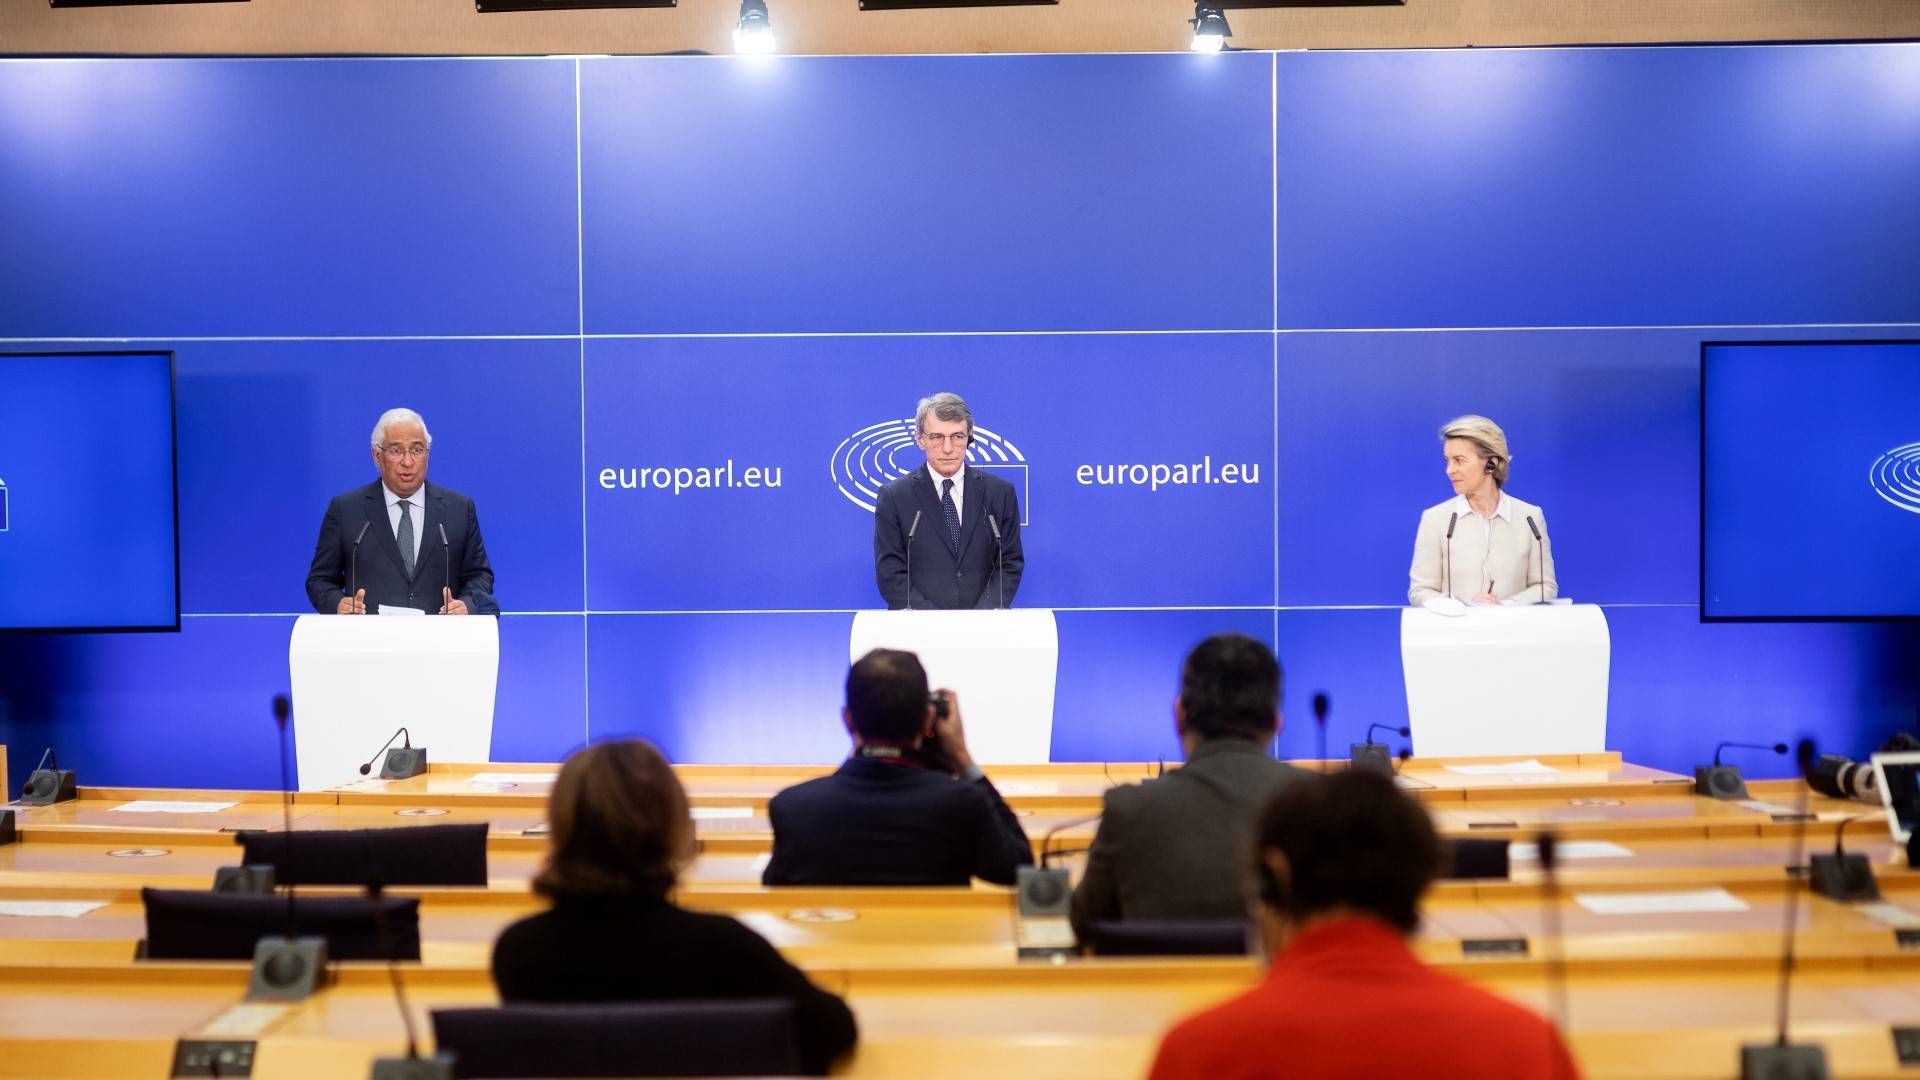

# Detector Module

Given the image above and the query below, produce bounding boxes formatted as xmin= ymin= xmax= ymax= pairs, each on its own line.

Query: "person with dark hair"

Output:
xmin=491 ymin=739 xmax=857 ymax=1076
xmin=1147 ymin=769 xmax=1581 ymax=1079
xmin=1070 ymin=633 xmax=1307 ymax=942
xmin=761 ymin=648 xmax=1033 ymax=886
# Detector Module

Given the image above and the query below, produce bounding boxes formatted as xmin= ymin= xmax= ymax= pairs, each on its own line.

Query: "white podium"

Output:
xmin=287 ymin=614 xmax=500 ymax=790
xmin=1400 ymin=604 xmax=1610 ymax=758
xmin=848 ymin=610 xmax=1059 ymax=764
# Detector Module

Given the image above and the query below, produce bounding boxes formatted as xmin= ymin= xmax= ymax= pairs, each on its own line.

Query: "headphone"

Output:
xmin=1484 ymin=458 xmax=1497 ymax=475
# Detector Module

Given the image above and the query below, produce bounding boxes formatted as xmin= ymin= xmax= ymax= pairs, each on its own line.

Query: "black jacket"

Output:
xmin=762 ymin=755 xmax=1034 ymax=886
xmin=872 ymin=467 xmax=1024 ymax=609
xmin=491 ymin=894 xmax=857 ymax=1076
xmin=305 ymin=480 xmax=496 ymax=615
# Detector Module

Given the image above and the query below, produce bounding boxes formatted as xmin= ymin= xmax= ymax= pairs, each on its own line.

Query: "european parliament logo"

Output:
xmin=831 ymin=419 xmax=1031 ymax=524
xmin=1869 ymin=443 xmax=1920 ymax=515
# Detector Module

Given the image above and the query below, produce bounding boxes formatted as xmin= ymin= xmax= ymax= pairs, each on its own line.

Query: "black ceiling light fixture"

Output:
xmin=477 ymin=0 xmax=674 ymax=12
xmin=734 ymin=0 xmax=775 ymax=52
xmin=859 ymin=0 xmax=1056 ymax=11
xmin=1189 ymin=4 xmax=1231 ymax=52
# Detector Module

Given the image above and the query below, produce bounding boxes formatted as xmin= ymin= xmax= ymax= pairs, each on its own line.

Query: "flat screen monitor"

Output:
xmin=0 ymin=351 xmax=179 ymax=632
xmin=1872 ymin=752 xmax=1920 ymax=846
xmin=1702 ymin=340 xmax=1920 ymax=620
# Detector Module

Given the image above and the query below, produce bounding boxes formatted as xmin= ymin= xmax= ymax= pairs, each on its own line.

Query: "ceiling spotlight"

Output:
xmin=734 ymin=0 xmax=775 ymax=53
xmin=1189 ymin=4 xmax=1231 ymax=52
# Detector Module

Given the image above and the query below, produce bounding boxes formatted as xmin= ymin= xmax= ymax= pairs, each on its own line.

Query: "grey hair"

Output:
xmin=370 ymin=407 xmax=433 ymax=450
xmin=1439 ymin=414 xmax=1510 ymax=488
xmin=914 ymin=392 xmax=974 ymax=434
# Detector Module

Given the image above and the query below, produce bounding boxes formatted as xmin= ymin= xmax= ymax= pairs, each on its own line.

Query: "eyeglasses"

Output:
xmin=920 ymin=432 xmax=971 ymax=448
xmin=380 ymin=444 xmax=430 ymax=461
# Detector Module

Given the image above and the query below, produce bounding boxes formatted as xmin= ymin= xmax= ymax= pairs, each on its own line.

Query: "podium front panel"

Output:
xmin=848 ymin=610 xmax=1059 ymax=764
xmin=1400 ymin=605 xmax=1610 ymax=758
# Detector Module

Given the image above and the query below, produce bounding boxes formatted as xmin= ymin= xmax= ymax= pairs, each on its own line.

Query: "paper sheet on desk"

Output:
xmin=1574 ymin=888 xmax=1748 ymax=915
xmin=0 ymin=901 xmax=108 ymax=918
xmin=1444 ymin=760 xmax=1557 ymax=776
xmin=377 ymin=605 xmax=425 ymax=616
xmin=111 ymin=800 xmax=238 ymax=814
xmin=1509 ymin=840 xmax=1634 ymax=861
xmin=691 ymin=806 xmax=754 ymax=820
xmin=465 ymin=773 xmax=556 ymax=785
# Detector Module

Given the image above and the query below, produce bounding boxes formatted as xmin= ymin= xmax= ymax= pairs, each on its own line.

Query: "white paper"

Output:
xmin=690 ymin=806 xmax=754 ymax=820
xmin=750 ymin=852 xmax=772 ymax=873
xmin=1445 ymin=760 xmax=1557 ymax=776
xmin=1855 ymin=902 xmax=1920 ymax=930
xmin=376 ymin=605 xmax=425 ymax=616
xmin=1509 ymin=840 xmax=1634 ymax=861
xmin=1573 ymin=888 xmax=1749 ymax=915
xmin=111 ymin=800 xmax=238 ymax=814
xmin=1735 ymin=800 xmax=1799 ymax=816
xmin=197 ymin=1003 xmax=291 ymax=1037
xmin=464 ymin=772 xmax=555 ymax=785
xmin=0 ymin=901 xmax=108 ymax=919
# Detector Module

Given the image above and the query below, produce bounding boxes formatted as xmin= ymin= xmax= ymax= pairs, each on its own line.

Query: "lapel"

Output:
xmin=364 ymin=483 xmax=410 ymax=580
xmin=910 ymin=470 xmax=952 ymax=558
xmin=419 ymin=484 xmax=447 ymax=587
xmin=955 ymin=467 xmax=983 ymax=560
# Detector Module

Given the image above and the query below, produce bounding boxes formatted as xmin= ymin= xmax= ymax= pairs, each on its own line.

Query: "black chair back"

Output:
xmin=1084 ymin=919 xmax=1253 ymax=956
xmin=431 ymin=1000 xmax=800 ymax=1078
xmin=1443 ymin=837 xmax=1512 ymax=880
xmin=140 ymin=887 xmax=420 ymax=960
xmin=239 ymin=823 xmax=489 ymax=886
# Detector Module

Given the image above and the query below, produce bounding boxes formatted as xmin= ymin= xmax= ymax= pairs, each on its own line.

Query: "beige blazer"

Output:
xmin=1408 ymin=492 xmax=1558 ymax=605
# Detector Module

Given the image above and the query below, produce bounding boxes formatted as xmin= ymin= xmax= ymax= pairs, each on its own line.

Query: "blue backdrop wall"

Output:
xmin=3 ymin=46 xmax=1919 ymax=790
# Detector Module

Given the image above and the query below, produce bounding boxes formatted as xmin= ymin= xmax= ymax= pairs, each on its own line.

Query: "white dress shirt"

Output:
xmin=1407 ymin=491 xmax=1557 ymax=605
xmin=383 ymin=483 xmax=426 ymax=569
xmin=929 ymin=462 xmax=966 ymax=525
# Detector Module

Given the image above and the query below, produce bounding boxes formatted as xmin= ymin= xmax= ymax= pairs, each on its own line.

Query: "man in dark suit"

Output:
xmin=305 ymin=408 xmax=497 ymax=616
xmin=762 ymin=648 xmax=1034 ymax=886
xmin=872 ymin=392 xmax=1024 ymax=609
xmin=1069 ymin=634 xmax=1307 ymax=943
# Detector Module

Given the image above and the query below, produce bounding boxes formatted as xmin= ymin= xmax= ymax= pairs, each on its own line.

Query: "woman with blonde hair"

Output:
xmin=492 ymin=738 xmax=857 ymax=1074
xmin=1407 ymin=415 xmax=1557 ymax=607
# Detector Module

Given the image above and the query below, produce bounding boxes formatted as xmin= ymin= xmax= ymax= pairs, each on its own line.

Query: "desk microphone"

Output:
xmin=1443 ymin=512 xmax=1458 ymax=598
xmin=1311 ymin=692 xmax=1329 ymax=766
xmin=348 ymin=521 xmax=371 ymax=614
xmin=1038 ymin=812 xmax=1105 ymax=869
xmin=1809 ymin=814 xmax=1879 ymax=902
xmin=1695 ymin=741 xmax=1788 ymax=800
xmin=1351 ymin=723 xmax=1409 ymax=774
xmin=987 ymin=514 xmax=1005 ymax=610
xmin=1526 ymin=516 xmax=1547 ymax=604
xmin=366 ymin=877 xmax=454 ymax=1080
xmin=436 ymin=524 xmax=450 ymax=611
xmin=359 ymin=728 xmax=428 ymax=780
xmin=245 ymin=694 xmax=327 ymax=1001
xmin=1739 ymin=738 xmax=1831 ymax=1079
xmin=904 ymin=510 xmax=922 ymax=611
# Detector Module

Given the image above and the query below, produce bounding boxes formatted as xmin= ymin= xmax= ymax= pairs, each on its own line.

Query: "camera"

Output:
xmin=1807 ymin=732 xmax=1920 ymax=803
xmin=928 ymin=691 xmax=949 ymax=721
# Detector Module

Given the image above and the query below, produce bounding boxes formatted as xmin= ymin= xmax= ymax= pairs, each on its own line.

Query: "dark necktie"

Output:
xmin=941 ymin=478 xmax=961 ymax=552
xmin=397 ymin=499 xmax=416 ymax=577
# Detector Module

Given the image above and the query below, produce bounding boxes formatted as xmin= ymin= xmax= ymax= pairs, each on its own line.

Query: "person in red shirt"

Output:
xmin=1148 ymin=768 xmax=1582 ymax=1080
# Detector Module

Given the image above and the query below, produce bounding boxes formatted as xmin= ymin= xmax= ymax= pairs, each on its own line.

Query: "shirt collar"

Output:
xmin=929 ymin=462 xmax=966 ymax=488
xmin=1450 ymin=491 xmax=1512 ymax=521
xmin=383 ymin=483 xmax=425 ymax=509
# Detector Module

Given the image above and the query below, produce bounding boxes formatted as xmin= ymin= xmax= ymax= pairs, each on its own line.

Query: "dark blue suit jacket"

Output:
xmin=872 ymin=467 xmax=1024 ymax=610
xmin=761 ymin=757 xmax=1034 ymax=887
xmin=305 ymin=480 xmax=497 ymax=615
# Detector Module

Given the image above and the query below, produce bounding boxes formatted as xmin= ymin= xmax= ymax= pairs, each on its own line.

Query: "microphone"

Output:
xmin=987 ymin=513 xmax=1005 ymax=610
xmin=1535 ymin=832 xmax=1570 ymax=1035
xmin=437 ymin=523 xmax=450 ymax=612
xmin=244 ymin=693 xmax=328 ymax=1002
xmin=366 ymin=877 xmax=455 ymax=1079
xmin=1809 ymin=814 xmax=1880 ymax=902
xmin=904 ymin=510 xmax=922 ymax=611
xmin=1739 ymin=739 xmax=1831 ymax=1079
xmin=1351 ymin=722 xmax=1408 ymax=774
xmin=348 ymin=520 xmax=371 ymax=614
xmin=1444 ymin=512 xmax=1458 ymax=599
xmin=1038 ymin=812 xmax=1105 ymax=869
xmin=1366 ymin=722 xmax=1411 ymax=746
xmin=1695 ymin=741 xmax=1788 ymax=800
xmin=1526 ymin=515 xmax=1547 ymax=604
xmin=21 ymin=746 xmax=77 ymax=805
xmin=1311 ymin=692 xmax=1329 ymax=767
xmin=358 ymin=727 xmax=428 ymax=780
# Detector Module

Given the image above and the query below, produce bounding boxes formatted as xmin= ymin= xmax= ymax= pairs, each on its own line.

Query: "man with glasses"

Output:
xmin=872 ymin=392 xmax=1024 ymax=610
xmin=305 ymin=407 xmax=497 ymax=615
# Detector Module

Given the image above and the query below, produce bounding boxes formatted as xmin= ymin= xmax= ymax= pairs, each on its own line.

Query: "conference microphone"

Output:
xmin=987 ymin=513 xmax=1005 ymax=610
xmin=1444 ymin=512 xmax=1458 ymax=599
xmin=1351 ymin=722 xmax=1409 ymax=774
xmin=1019 ymin=811 xmax=1103 ymax=961
xmin=1738 ymin=739 xmax=1831 ymax=1080
xmin=366 ymin=876 xmax=455 ymax=1080
xmin=359 ymin=727 xmax=429 ymax=780
xmin=245 ymin=694 xmax=328 ymax=1002
xmin=1311 ymin=692 xmax=1329 ymax=766
xmin=1695 ymin=741 xmax=1788 ymax=800
xmin=437 ymin=523 xmax=450 ymax=612
xmin=348 ymin=520 xmax=371 ymax=614
xmin=1526 ymin=515 xmax=1547 ymax=604
xmin=904 ymin=510 xmax=922 ymax=611
xmin=1535 ymin=832 xmax=1570 ymax=1035
xmin=1809 ymin=813 xmax=1879 ymax=902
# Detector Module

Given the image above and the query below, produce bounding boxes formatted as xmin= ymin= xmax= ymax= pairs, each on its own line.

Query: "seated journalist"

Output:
xmin=1070 ymin=633 xmax=1308 ymax=942
xmin=762 ymin=648 xmax=1034 ymax=886
xmin=1148 ymin=768 xmax=1581 ymax=1079
xmin=492 ymin=739 xmax=857 ymax=1076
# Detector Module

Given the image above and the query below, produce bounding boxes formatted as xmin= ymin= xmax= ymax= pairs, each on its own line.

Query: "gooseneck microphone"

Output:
xmin=273 ymin=695 xmax=298 ymax=939
xmin=1737 ymin=739 xmax=1831 ymax=1078
xmin=359 ymin=728 xmax=414 ymax=776
xmin=1444 ymin=512 xmax=1459 ymax=599
xmin=1526 ymin=515 xmax=1546 ymax=604
xmin=1038 ymin=812 xmax=1105 ymax=868
xmin=437 ymin=523 xmax=450 ymax=610
xmin=348 ymin=520 xmax=371 ymax=614
xmin=1715 ymin=741 xmax=1788 ymax=768
xmin=1312 ymin=692 xmax=1329 ymax=765
xmin=904 ymin=510 xmax=922 ymax=611
xmin=1366 ymin=723 xmax=1411 ymax=746
xmin=987 ymin=513 xmax=1005 ymax=610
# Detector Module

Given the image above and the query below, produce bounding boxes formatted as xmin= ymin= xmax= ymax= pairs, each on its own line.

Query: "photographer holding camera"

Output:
xmin=762 ymin=648 xmax=1034 ymax=887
